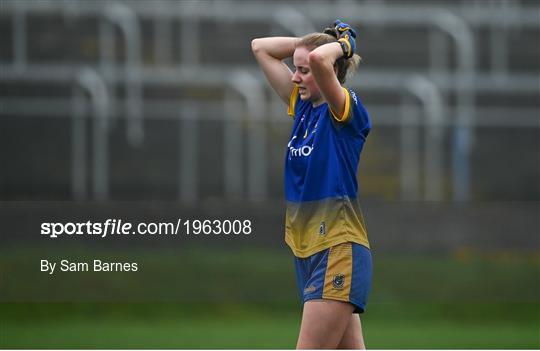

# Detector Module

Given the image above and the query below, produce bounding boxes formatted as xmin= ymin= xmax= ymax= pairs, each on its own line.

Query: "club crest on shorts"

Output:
xmin=332 ymin=273 xmax=345 ymax=289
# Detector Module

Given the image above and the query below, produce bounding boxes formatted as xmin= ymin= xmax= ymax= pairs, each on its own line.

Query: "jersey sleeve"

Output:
xmin=287 ymin=85 xmax=300 ymax=118
xmin=329 ymin=87 xmax=352 ymax=123
xmin=332 ymin=88 xmax=371 ymax=139
xmin=350 ymin=89 xmax=371 ymax=138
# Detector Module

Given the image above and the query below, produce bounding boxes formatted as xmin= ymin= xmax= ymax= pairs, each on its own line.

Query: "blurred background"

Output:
xmin=1 ymin=0 xmax=539 ymax=348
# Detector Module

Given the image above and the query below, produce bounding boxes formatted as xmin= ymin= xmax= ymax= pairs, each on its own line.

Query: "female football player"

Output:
xmin=252 ymin=20 xmax=372 ymax=349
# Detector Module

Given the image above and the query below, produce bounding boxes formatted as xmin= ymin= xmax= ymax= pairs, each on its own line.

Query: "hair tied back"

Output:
xmin=323 ymin=27 xmax=339 ymax=39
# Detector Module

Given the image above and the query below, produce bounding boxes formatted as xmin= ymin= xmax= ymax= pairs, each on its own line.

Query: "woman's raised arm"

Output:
xmin=251 ymin=37 xmax=299 ymax=104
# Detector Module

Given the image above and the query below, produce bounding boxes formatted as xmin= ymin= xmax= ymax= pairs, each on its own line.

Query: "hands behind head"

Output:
xmin=327 ymin=19 xmax=357 ymax=59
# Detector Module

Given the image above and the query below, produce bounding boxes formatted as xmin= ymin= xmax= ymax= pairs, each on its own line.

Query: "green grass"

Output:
xmin=2 ymin=314 xmax=298 ymax=348
xmin=2 ymin=302 xmax=538 ymax=348
xmin=366 ymin=318 xmax=539 ymax=349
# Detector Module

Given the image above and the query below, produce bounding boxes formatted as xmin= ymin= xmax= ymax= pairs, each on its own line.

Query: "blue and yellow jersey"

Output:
xmin=285 ymin=85 xmax=371 ymax=258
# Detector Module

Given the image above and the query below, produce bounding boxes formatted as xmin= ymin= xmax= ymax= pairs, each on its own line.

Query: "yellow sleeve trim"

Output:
xmin=329 ymin=87 xmax=351 ymax=123
xmin=287 ymin=85 xmax=299 ymax=118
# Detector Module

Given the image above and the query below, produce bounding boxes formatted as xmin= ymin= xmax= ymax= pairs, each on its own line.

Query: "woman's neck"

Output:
xmin=311 ymin=98 xmax=325 ymax=108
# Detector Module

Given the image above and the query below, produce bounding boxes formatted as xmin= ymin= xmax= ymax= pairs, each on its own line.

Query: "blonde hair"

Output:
xmin=296 ymin=30 xmax=361 ymax=84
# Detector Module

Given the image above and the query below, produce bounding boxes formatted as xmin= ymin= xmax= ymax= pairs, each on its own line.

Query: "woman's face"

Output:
xmin=292 ymin=46 xmax=322 ymax=103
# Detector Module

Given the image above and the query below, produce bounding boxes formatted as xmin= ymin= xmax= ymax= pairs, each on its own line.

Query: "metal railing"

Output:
xmin=401 ymin=76 xmax=445 ymax=202
xmin=72 ymin=68 xmax=110 ymax=200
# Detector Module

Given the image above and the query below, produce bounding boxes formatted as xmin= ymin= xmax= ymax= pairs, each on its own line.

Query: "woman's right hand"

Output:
xmin=333 ymin=20 xmax=357 ymax=59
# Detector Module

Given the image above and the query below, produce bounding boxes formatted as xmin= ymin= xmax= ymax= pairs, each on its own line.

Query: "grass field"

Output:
xmin=1 ymin=245 xmax=539 ymax=348
xmin=2 ymin=302 xmax=539 ymax=348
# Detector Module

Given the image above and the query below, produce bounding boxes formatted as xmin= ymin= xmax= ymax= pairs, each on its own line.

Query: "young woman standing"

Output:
xmin=252 ymin=20 xmax=372 ymax=349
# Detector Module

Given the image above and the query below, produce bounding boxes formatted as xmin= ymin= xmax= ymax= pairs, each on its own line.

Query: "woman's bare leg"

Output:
xmin=296 ymin=299 xmax=355 ymax=349
xmin=337 ymin=314 xmax=365 ymax=349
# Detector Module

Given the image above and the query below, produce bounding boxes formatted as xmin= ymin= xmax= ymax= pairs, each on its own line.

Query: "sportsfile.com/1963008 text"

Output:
xmin=40 ymin=219 xmax=253 ymax=238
